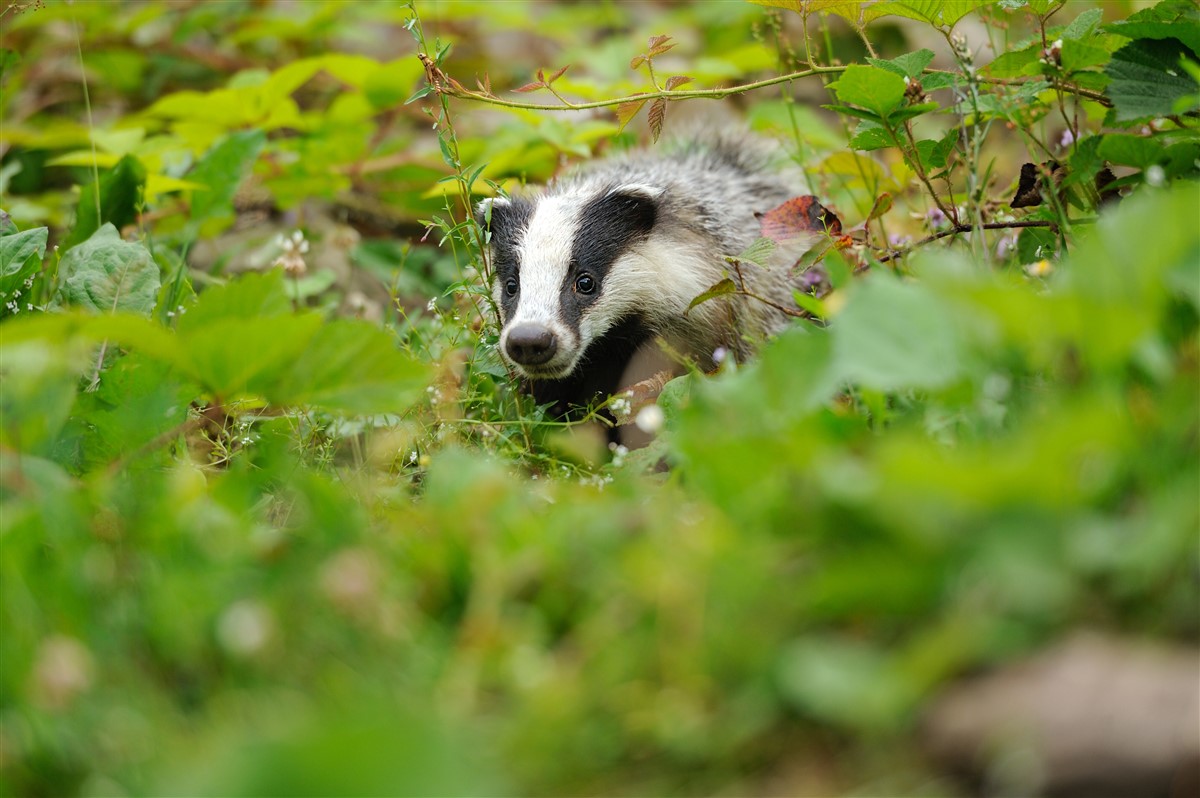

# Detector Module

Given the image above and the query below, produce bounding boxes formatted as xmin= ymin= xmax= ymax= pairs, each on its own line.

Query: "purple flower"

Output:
xmin=926 ymin=207 xmax=948 ymax=229
xmin=1059 ymin=129 xmax=1075 ymax=149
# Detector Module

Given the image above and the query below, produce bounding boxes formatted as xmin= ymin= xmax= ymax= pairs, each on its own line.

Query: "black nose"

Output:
xmin=505 ymin=323 xmax=558 ymax=366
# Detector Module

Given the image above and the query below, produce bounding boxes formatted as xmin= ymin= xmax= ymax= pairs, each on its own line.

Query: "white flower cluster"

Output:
xmin=273 ymin=230 xmax=310 ymax=277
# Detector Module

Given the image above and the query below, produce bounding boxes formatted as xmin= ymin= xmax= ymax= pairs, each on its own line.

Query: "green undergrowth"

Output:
xmin=1 ymin=0 xmax=1198 ymax=795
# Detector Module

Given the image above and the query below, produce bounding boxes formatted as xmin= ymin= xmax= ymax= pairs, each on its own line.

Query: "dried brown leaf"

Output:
xmin=757 ymin=196 xmax=843 ymax=242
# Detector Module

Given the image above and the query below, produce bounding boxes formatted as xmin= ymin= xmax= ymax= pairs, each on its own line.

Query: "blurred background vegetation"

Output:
xmin=1 ymin=1 xmax=1198 ymax=796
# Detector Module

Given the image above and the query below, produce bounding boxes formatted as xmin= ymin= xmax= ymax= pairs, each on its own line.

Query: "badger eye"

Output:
xmin=504 ymin=278 xmax=519 ymax=297
xmin=575 ymin=273 xmax=597 ymax=295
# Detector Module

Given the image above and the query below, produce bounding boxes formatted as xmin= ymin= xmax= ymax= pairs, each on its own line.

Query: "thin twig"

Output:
xmin=878 ymin=218 xmax=1096 ymax=263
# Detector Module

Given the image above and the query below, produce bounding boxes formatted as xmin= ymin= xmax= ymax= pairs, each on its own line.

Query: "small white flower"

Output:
xmin=635 ymin=404 xmax=665 ymax=434
xmin=1146 ymin=165 xmax=1165 ymax=187
xmin=712 ymin=346 xmax=728 ymax=365
xmin=217 ymin=600 xmax=273 ymax=658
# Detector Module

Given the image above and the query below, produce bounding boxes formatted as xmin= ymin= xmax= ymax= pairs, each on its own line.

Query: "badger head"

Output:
xmin=476 ymin=183 xmax=667 ymax=384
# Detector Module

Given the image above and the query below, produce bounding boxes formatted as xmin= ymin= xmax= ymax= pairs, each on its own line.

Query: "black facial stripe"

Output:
xmin=478 ymin=198 xmax=534 ymax=322
xmin=559 ymin=188 xmax=659 ymax=329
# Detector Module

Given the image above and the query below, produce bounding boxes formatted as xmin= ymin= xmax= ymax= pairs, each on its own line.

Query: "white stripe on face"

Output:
xmin=498 ymin=194 xmax=583 ymax=377
xmin=509 ymin=194 xmax=578 ymax=329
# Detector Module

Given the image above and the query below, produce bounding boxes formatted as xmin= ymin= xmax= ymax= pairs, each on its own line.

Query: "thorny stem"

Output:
xmin=427 ymin=59 xmax=1112 ymax=113
xmin=878 ymin=218 xmax=1096 ymax=263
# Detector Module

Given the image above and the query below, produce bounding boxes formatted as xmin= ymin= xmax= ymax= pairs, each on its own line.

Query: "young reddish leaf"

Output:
xmin=446 ymin=76 xmax=468 ymax=94
xmin=757 ymin=196 xmax=843 ymax=242
xmin=536 ymin=68 xmax=546 ymax=83
xmin=685 ymin=277 xmax=737 ymax=315
xmin=546 ymin=64 xmax=571 ymax=84
xmin=514 ymin=81 xmax=545 ymax=93
xmin=648 ymin=98 xmax=667 ymax=142
xmin=665 ymin=75 xmax=693 ymax=91
xmin=616 ymin=96 xmax=648 ymax=132
xmin=648 ymin=34 xmax=671 ymax=50
xmin=649 ymin=41 xmax=677 ymax=57
xmin=475 ymin=73 xmax=491 ymax=95
xmin=866 ymin=192 xmax=893 ymax=221
xmin=630 ymin=54 xmax=646 ymax=70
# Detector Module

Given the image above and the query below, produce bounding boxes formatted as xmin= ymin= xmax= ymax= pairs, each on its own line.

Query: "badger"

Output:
xmin=476 ymin=135 xmax=807 ymax=417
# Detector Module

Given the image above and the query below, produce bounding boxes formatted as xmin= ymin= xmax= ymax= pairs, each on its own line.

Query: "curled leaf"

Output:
xmin=757 ymin=196 xmax=843 ymax=242
xmin=685 ymin=277 xmax=737 ymax=315
xmin=866 ymin=192 xmax=893 ymax=222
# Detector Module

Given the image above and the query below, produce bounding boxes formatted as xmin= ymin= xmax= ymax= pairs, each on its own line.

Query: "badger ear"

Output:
xmin=474 ymin=195 xmax=512 ymax=228
xmin=606 ymin=183 xmax=664 ymax=202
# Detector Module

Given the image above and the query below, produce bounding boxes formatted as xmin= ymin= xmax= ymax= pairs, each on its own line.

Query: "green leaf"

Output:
xmin=985 ymin=44 xmax=1042 ymax=78
xmin=270 ymin=320 xmax=431 ymax=413
xmin=0 ymin=340 xmax=84 ymax=453
xmin=187 ymin=130 xmax=267 ymax=235
xmin=177 ymin=270 xmax=291 ymax=334
xmin=1018 ymin=226 xmax=1057 ymax=264
xmin=57 ymin=224 xmax=160 ymax=316
xmin=1105 ymin=38 xmax=1200 ymax=123
xmin=867 ymin=48 xmax=935 ymax=79
xmin=849 ymin=122 xmax=892 ymax=151
xmin=686 ymin=278 xmax=737 ymax=314
xmin=1103 ymin=0 xmax=1200 ymax=56
xmin=179 ymin=315 xmax=322 ymax=399
xmin=63 ymin=154 xmax=146 ymax=249
xmin=0 ymin=226 xmax=47 ymax=298
xmin=736 ymin=237 xmax=777 ymax=267
xmin=0 ymin=209 xmax=17 ymax=237
xmin=1096 ymin=134 xmax=1167 ymax=169
xmin=1061 ymin=7 xmax=1104 ymax=42
xmin=1061 ymin=39 xmax=1112 ymax=74
xmin=829 ymin=65 xmax=907 ymax=118
xmin=870 ymin=0 xmax=986 ymax=27
xmin=832 ymin=274 xmax=965 ymax=391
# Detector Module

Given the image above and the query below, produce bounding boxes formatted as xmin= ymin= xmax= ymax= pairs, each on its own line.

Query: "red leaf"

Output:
xmin=547 ymin=64 xmax=571 ymax=84
xmin=648 ymin=97 xmax=667 ymax=142
xmin=514 ymin=81 xmax=545 ymax=93
xmin=536 ymin=68 xmax=545 ymax=82
xmin=630 ymin=54 xmax=646 ymax=70
xmin=757 ymin=196 xmax=843 ymax=242
xmin=647 ymin=34 xmax=671 ymax=50
xmin=664 ymin=75 xmax=693 ymax=91
xmin=649 ymin=42 xmax=677 ymax=57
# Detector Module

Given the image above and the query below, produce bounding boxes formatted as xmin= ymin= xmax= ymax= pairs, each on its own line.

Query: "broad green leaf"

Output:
xmin=1017 ymin=226 xmax=1057 ymax=264
xmin=1102 ymin=0 xmax=1200 ymax=55
xmin=849 ymin=122 xmax=892 ymax=151
xmin=177 ymin=270 xmax=291 ymax=334
xmin=829 ymin=65 xmax=906 ymax=118
xmin=1096 ymin=134 xmax=1166 ymax=169
xmin=869 ymin=0 xmax=986 ymax=27
xmin=58 ymin=224 xmax=160 ymax=316
xmin=270 ymin=320 xmax=431 ymax=413
xmin=867 ymin=48 xmax=935 ymax=79
xmin=1061 ymin=39 xmax=1112 ymax=74
xmin=833 ymin=274 xmax=965 ymax=391
xmin=1104 ymin=38 xmax=1200 ymax=123
xmin=1061 ymin=7 xmax=1104 ymax=42
xmin=187 ymin=130 xmax=267 ymax=234
xmin=180 ymin=314 xmax=323 ymax=400
xmin=0 ymin=226 xmax=47 ymax=297
xmin=63 ymin=154 xmax=146 ymax=249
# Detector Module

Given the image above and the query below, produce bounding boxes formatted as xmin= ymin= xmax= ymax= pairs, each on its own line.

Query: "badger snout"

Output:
xmin=505 ymin=323 xmax=559 ymax=367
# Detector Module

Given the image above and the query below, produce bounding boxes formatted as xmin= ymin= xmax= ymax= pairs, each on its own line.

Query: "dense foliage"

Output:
xmin=2 ymin=0 xmax=1197 ymax=795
